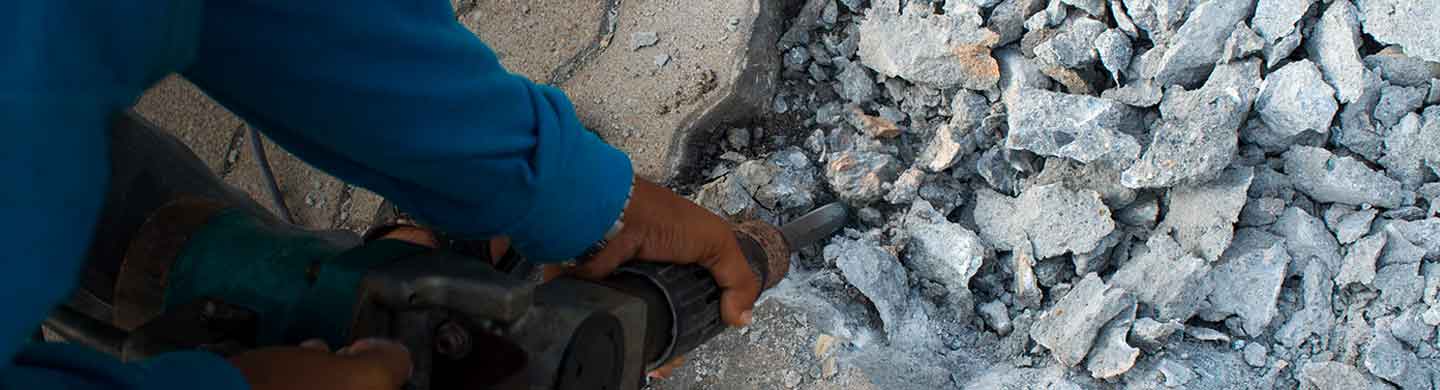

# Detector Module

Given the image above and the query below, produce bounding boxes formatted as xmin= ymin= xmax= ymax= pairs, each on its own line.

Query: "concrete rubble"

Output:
xmin=665 ymin=0 xmax=1440 ymax=387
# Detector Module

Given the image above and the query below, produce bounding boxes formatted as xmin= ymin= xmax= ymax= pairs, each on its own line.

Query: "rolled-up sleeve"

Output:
xmin=183 ymin=0 xmax=633 ymax=261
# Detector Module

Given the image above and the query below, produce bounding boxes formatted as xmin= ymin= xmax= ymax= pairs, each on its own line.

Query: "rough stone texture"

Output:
xmin=1256 ymin=60 xmax=1339 ymax=138
xmin=1004 ymin=88 xmax=1144 ymax=164
xmin=973 ymin=184 xmax=1116 ymax=259
xmin=1242 ymin=343 xmax=1267 ymax=368
xmin=884 ymin=168 xmax=923 ymax=205
xmin=1374 ymin=86 xmax=1427 ymax=129
xmin=1110 ymin=229 xmax=1212 ymax=322
xmin=1025 ymin=158 xmax=1137 ymax=209
xmin=1306 ymin=0 xmax=1367 ymax=104
xmin=1123 ymin=60 xmax=1261 ymax=188
xmin=989 ymin=0 xmax=1049 ymax=46
xmin=979 ymin=300 xmax=1014 ymax=336
xmin=736 ymin=147 xmax=820 ymax=213
xmin=1087 ymin=303 xmax=1140 ymax=379
xmin=1117 ymin=194 xmax=1160 ymax=227
xmin=1272 ymin=207 xmax=1343 ymax=278
xmin=1156 ymin=358 xmax=1197 ymax=387
xmin=695 ymin=170 xmax=761 ymax=218
xmin=1129 ymin=317 xmax=1183 ymax=352
xmin=1300 ymin=361 xmax=1375 ymax=390
xmin=1102 ymin=80 xmax=1165 ymax=107
xmin=1365 ymin=47 xmax=1440 ymax=88
xmin=1158 ymin=167 xmax=1255 ymax=262
xmin=837 ymin=59 xmax=880 ymax=103
xmin=1379 ymin=108 xmax=1440 ymax=189
xmin=1034 ymin=18 xmax=1108 ymax=69
xmin=1359 ymin=0 xmax=1440 ymax=63
xmin=903 ymin=201 xmax=990 ymax=315
xmin=1201 ymin=228 xmax=1290 ymax=337
xmin=1284 ymin=146 xmax=1411 ymax=209
xmin=1239 ymin=197 xmax=1287 ymax=227
xmin=1276 ymin=260 xmax=1336 ymax=348
xmin=1251 ymin=0 xmax=1312 ymax=66
xmin=1147 ymin=0 xmax=1256 ymax=87
xmin=1030 ymin=273 xmax=1134 ymax=367
xmin=1096 ymin=29 xmax=1133 ymax=82
xmin=1010 ymin=243 xmax=1045 ymax=309
xmin=556 ymin=0 xmax=786 ymax=182
xmin=1376 ymin=224 xmax=1428 ymax=310
xmin=1331 ymin=206 xmax=1379 ymax=244
xmin=133 ymin=76 xmax=245 ymax=173
xmin=858 ymin=0 xmax=1000 ymax=90
xmin=825 ymin=150 xmax=901 ymax=206
xmin=828 ymin=235 xmax=910 ymax=337
xmin=1363 ymin=330 xmax=1434 ymax=390
xmin=1337 ymin=233 xmax=1387 ymax=287
xmin=1121 ymin=0 xmax=1190 ymax=42
xmin=1335 ymin=69 xmax=1390 ymax=162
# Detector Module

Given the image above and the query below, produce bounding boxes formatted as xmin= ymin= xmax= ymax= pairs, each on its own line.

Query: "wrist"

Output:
xmin=581 ymin=176 xmax=635 ymax=259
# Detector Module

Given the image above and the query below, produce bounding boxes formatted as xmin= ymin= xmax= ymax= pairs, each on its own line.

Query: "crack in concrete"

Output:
xmin=217 ymin=124 xmax=248 ymax=178
xmin=547 ymin=0 xmax=621 ymax=85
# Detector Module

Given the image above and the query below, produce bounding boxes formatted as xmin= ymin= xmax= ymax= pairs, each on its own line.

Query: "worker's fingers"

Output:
xmin=646 ymin=355 xmax=687 ymax=380
xmin=572 ymin=234 xmax=643 ymax=280
xmin=338 ymin=338 xmax=414 ymax=388
xmin=701 ymin=243 xmax=761 ymax=327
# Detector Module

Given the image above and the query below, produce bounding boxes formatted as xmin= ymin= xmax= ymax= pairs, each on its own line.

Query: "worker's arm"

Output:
xmin=181 ymin=0 xmax=631 ymax=262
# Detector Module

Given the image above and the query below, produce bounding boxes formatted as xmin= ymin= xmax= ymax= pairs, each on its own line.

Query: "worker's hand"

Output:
xmin=574 ymin=177 xmax=761 ymax=327
xmin=228 ymin=338 xmax=413 ymax=390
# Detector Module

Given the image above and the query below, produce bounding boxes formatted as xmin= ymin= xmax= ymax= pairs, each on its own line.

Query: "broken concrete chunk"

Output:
xmin=1306 ymin=0 xmax=1366 ymax=104
xmin=1025 ymin=158 xmax=1137 ymax=209
xmin=1379 ymin=109 xmax=1440 ymax=190
xmin=979 ymin=300 xmax=1014 ymax=336
xmin=1111 ymin=228 xmax=1212 ymax=322
xmin=1300 ymin=361 xmax=1375 ymax=390
xmin=1376 ymin=225 xmax=1427 ymax=310
xmin=1010 ymin=242 xmax=1044 ymax=309
xmin=1117 ymin=193 xmax=1160 ymax=227
xmin=1123 ymin=60 xmax=1261 ymax=188
xmin=1276 ymin=260 xmax=1336 ymax=348
xmin=1005 ymin=88 xmax=1143 ymax=165
xmin=858 ymin=0 xmax=1000 ymax=90
xmin=1374 ymin=85 xmax=1427 ymax=129
xmin=1333 ymin=207 xmax=1379 ymax=245
xmin=1095 ymin=29 xmax=1132 ymax=82
xmin=1256 ymin=60 xmax=1339 ymax=138
xmin=696 ymin=171 xmax=761 ymax=218
xmin=1185 ymin=326 xmax=1230 ymax=342
xmin=995 ymin=48 xmax=1053 ymax=103
xmin=917 ymin=123 xmax=966 ymax=173
xmin=885 ymin=167 xmax=923 ymax=205
xmin=1030 ymin=273 xmax=1133 ymax=367
xmin=1203 ymin=228 xmax=1289 ymax=337
xmin=1390 ymin=305 xmax=1436 ymax=350
xmin=1337 ymin=233 xmax=1386 ymax=287
xmin=630 ymin=31 xmax=659 ymax=50
xmin=828 ymin=235 xmax=910 ymax=337
xmin=1156 ymin=358 xmax=1196 ymax=388
xmin=1221 ymin=22 xmax=1264 ymax=63
xmin=989 ymin=0 xmax=1048 ymax=46
xmin=903 ymin=200 xmax=990 ymax=313
xmin=1363 ymin=330 xmax=1433 ymax=390
xmin=1392 ymin=218 xmax=1440 ymax=258
xmin=1062 ymin=0 xmax=1107 ymax=17
xmin=1087 ymin=303 xmax=1140 ymax=379
xmin=1158 ymin=167 xmax=1255 ymax=262
xmin=1034 ymin=17 xmax=1107 ymax=69
xmin=736 ymin=147 xmax=820 ymax=213
xmin=1272 ymin=206 xmax=1343 ymax=278
xmin=1102 ymin=80 xmax=1165 ymax=107
xmin=1284 ymin=146 xmax=1410 ymax=209
xmin=1251 ymin=0 xmax=1312 ymax=65
xmin=1129 ymin=317 xmax=1183 ymax=352
xmin=973 ymin=184 xmax=1116 ymax=259
xmin=1147 ymin=0 xmax=1256 ymax=87
xmin=849 ymin=108 xmax=902 ymax=138
xmin=1430 ymin=80 xmax=1440 ymax=105
xmin=1366 ymin=49 xmax=1440 ymax=88
xmin=1336 ymin=69 xmax=1390 ymax=162
xmin=1239 ymin=197 xmax=1287 ymax=227
xmin=1358 ymin=0 xmax=1440 ymax=63
xmin=825 ymin=150 xmax=901 ymax=206
xmin=1242 ymin=343 xmax=1267 ymax=368
xmin=836 ymin=59 xmax=879 ymax=104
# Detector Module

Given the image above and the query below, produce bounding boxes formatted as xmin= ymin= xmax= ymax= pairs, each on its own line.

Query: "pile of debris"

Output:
xmin=689 ymin=0 xmax=1440 ymax=388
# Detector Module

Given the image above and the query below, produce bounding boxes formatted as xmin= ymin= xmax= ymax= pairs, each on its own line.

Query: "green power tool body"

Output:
xmin=58 ymin=109 xmax=849 ymax=390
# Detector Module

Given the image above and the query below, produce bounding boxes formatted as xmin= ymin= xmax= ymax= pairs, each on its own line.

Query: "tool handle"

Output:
xmin=612 ymin=232 xmax=774 ymax=369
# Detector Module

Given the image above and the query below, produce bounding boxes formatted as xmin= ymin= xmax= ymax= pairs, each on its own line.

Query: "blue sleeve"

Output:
xmin=3 ymin=2 xmax=248 ymax=390
xmin=183 ymin=0 xmax=634 ymax=262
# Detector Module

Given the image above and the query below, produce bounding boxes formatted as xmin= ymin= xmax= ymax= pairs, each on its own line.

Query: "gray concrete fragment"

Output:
xmin=1430 ymin=79 xmax=1440 ymax=105
xmin=1095 ymin=29 xmax=1132 ymax=82
xmin=1365 ymin=47 xmax=1440 ymax=88
xmin=1102 ymin=80 xmax=1165 ymax=107
xmin=1147 ymin=0 xmax=1256 ymax=87
xmin=1158 ymin=167 xmax=1255 ymax=262
xmin=1363 ymin=330 xmax=1434 ymax=390
xmin=1392 ymin=218 xmax=1440 ymax=258
xmin=630 ymin=31 xmax=659 ymax=50
xmin=1030 ymin=273 xmax=1133 ymax=367
xmin=1185 ymin=326 xmax=1230 ymax=342
xmin=1156 ymin=359 xmax=1196 ymax=388
xmin=1221 ymin=22 xmax=1265 ymax=63
xmin=1335 ymin=69 xmax=1390 ymax=162
xmin=1375 ymin=224 xmax=1427 ymax=310
xmin=1256 ymin=60 xmax=1339 ymax=137
xmin=1307 ymin=0 xmax=1366 ymax=104
xmin=1272 ymin=206 xmax=1343 ymax=278
xmin=1034 ymin=18 xmax=1108 ymax=69
xmin=1243 ymin=343 xmax=1268 ymax=368
xmin=1374 ymin=85 xmax=1427 ymax=129
xmin=989 ymin=0 xmax=1048 ymax=46
xmin=903 ymin=200 xmax=990 ymax=315
xmin=1202 ymin=228 xmax=1289 ymax=337
xmin=1117 ymin=194 xmax=1160 ymax=227
xmin=1251 ymin=0 xmax=1313 ymax=65
xmin=1330 ymin=206 xmax=1379 ymax=244
xmin=735 ymin=147 xmax=819 ymax=213
xmin=1121 ymin=0 xmax=1189 ymax=42
xmin=1005 ymin=88 xmax=1143 ymax=164
xmin=979 ymin=300 xmax=1014 ymax=336
xmin=1379 ymin=109 xmax=1440 ymax=189
xmin=995 ymin=48 xmax=1053 ymax=103
xmin=1025 ymin=158 xmax=1137 ymax=209
xmin=858 ymin=0 xmax=1000 ymax=90
xmin=1390 ymin=305 xmax=1436 ymax=350
xmin=836 ymin=59 xmax=878 ymax=104
xmin=1359 ymin=0 xmax=1440 ymax=63
xmin=1063 ymin=0 xmax=1107 ymax=16
xmin=1300 ymin=361 xmax=1375 ymax=390
xmin=1337 ymin=233 xmax=1386 ymax=287
xmin=828 ymin=235 xmax=910 ymax=337
xmin=825 ymin=150 xmax=901 ymax=206
xmin=696 ymin=172 xmax=762 ymax=218
xmin=973 ymin=184 xmax=1116 ymax=259
xmin=1276 ymin=260 xmax=1336 ymax=347
xmin=1239 ymin=197 xmax=1287 ymax=227
xmin=1284 ymin=146 xmax=1410 ymax=209
xmin=1123 ymin=60 xmax=1262 ymax=188
xmin=1010 ymin=242 xmax=1045 ymax=309
xmin=1087 ymin=303 xmax=1140 ymax=379
xmin=1129 ymin=317 xmax=1183 ymax=352
xmin=884 ymin=167 xmax=923 ymax=205
xmin=1111 ymin=229 xmax=1212 ymax=321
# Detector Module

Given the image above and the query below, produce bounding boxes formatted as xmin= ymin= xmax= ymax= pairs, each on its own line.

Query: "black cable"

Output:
xmin=248 ymin=126 xmax=297 ymax=225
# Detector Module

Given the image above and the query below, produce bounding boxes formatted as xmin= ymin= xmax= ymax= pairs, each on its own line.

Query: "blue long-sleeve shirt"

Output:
xmin=3 ymin=0 xmax=633 ymax=388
